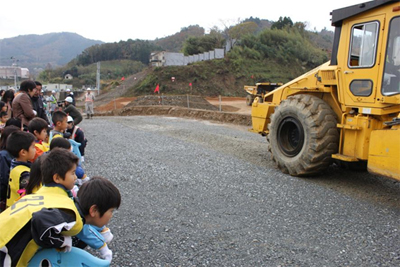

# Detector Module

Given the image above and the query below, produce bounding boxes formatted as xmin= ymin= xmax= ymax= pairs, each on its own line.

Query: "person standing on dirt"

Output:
xmin=85 ymin=88 xmax=95 ymax=119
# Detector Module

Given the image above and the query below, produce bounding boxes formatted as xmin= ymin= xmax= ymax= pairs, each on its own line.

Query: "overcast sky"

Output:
xmin=0 ymin=0 xmax=365 ymax=43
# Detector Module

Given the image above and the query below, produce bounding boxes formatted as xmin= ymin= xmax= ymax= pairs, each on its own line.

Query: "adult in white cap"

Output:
xmin=66 ymin=88 xmax=75 ymax=106
xmin=63 ymin=96 xmax=82 ymax=125
xmin=85 ymin=88 xmax=95 ymax=119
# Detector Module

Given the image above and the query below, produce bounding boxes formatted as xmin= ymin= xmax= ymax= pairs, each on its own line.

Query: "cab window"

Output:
xmin=382 ymin=16 xmax=400 ymax=96
xmin=348 ymin=22 xmax=379 ymax=68
xmin=350 ymin=80 xmax=373 ymax=96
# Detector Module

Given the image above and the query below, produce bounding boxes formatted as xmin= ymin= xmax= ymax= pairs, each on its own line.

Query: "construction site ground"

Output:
xmin=79 ymin=68 xmax=253 ymax=126
xmin=93 ymin=96 xmax=253 ymax=126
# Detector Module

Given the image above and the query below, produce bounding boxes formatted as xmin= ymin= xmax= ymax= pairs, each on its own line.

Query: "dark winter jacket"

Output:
xmin=31 ymin=95 xmax=49 ymax=124
xmin=66 ymin=126 xmax=87 ymax=156
xmin=64 ymin=104 xmax=82 ymax=125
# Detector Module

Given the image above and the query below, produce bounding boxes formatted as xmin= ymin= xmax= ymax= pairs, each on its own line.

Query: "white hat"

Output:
xmin=70 ymin=92 xmax=74 ymax=95
xmin=66 ymin=89 xmax=71 ymax=92
xmin=87 ymin=88 xmax=91 ymax=91
xmin=52 ymin=90 xmax=56 ymax=93
xmin=67 ymin=116 xmax=73 ymax=123
xmin=65 ymin=96 xmax=73 ymax=103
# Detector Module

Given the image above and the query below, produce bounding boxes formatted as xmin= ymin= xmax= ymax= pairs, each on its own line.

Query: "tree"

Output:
xmin=182 ymin=33 xmax=225 ymax=55
xmin=75 ymin=40 xmax=162 ymax=66
xmin=271 ymin=16 xmax=294 ymax=30
xmin=229 ymin=21 xmax=258 ymax=40
xmin=208 ymin=27 xmax=225 ymax=48
xmin=244 ymin=16 xmax=261 ymax=26
xmin=182 ymin=37 xmax=200 ymax=55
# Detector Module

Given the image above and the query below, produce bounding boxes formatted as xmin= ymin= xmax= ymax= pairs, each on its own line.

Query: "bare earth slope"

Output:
xmin=94 ymin=72 xmax=252 ymax=126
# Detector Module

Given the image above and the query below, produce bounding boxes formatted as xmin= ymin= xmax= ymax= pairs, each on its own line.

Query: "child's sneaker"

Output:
xmin=101 ymin=227 xmax=113 ymax=243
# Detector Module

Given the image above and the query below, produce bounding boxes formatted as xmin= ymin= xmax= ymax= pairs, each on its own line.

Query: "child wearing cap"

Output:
xmin=66 ymin=116 xmax=87 ymax=162
xmin=63 ymin=97 xmax=82 ymax=125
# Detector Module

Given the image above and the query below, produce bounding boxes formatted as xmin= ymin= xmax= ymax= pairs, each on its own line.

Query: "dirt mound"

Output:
xmin=96 ymin=97 xmax=137 ymax=112
xmin=98 ymin=106 xmax=252 ymax=126
xmin=94 ymin=94 xmax=252 ymax=126
xmin=125 ymin=95 xmax=218 ymax=110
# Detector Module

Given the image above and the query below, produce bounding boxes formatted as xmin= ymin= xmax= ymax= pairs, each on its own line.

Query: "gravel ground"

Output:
xmin=81 ymin=116 xmax=400 ymax=267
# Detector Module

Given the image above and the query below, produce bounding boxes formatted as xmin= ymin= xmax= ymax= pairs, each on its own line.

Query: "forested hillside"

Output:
xmin=39 ymin=17 xmax=334 ymax=96
xmin=130 ymin=23 xmax=332 ymax=97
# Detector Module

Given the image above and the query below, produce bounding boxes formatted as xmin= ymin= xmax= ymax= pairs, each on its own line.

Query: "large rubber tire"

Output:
xmin=246 ymin=95 xmax=255 ymax=106
xmin=267 ymin=94 xmax=339 ymax=176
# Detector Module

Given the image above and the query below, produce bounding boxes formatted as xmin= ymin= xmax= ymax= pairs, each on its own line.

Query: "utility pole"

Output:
xmin=96 ymin=62 xmax=101 ymax=95
xmin=11 ymin=57 xmax=18 ymax=89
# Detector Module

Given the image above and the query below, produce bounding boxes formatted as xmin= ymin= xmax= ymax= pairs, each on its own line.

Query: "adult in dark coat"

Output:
xmin=31 ymin=81 xmax=50 ymax=124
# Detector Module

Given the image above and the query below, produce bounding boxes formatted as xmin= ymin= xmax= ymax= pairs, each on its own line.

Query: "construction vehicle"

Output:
xmin=244 ymin=82 xmax=283 ymax=106
xmin=250 ymin=0 xmax=400 ymax=180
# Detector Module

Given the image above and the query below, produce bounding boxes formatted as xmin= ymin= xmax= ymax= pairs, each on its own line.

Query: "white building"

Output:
xmin=0 ymin=66 xmax=30 ymax=79
xmin=150 ymin=48 xmax=226 ymax=67
xmin=42 ymin=83 xmax=72 ymax=92
xmin=150 ymin=52 xmax=185 ymax=67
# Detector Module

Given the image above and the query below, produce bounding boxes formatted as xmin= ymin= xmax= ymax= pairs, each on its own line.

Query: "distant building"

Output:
xmin=42 ymin=83 xmax=72 ymax=92
xmin=150 ymin=52 xmax=185 ymax=67
xmin=0 ymin=66 xmax=30 ymax=79
xmin=149 ymin=48 xmax=225 ymax=67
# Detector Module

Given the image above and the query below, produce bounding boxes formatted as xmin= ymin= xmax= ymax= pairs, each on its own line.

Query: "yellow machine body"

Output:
xmin=244 ymin=82 xmax=283 ymax=106
xmin=251 ymin=0 xmax=400 ymax=179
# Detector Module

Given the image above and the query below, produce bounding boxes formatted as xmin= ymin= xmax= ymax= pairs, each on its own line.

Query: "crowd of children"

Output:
xmin=0 ymin=86 xmax=121 ymax=266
